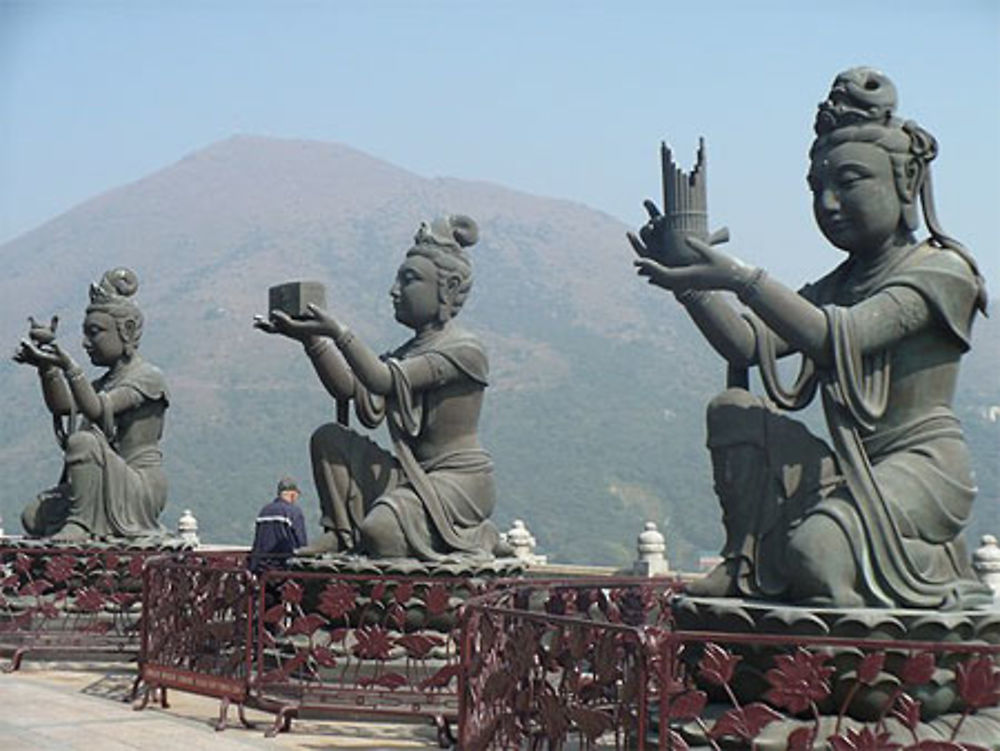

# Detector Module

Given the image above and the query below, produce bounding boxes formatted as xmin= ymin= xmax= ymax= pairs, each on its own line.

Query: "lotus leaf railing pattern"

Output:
xmin=252 ymin=568 xmax=490 ymax=743
xmin=458 ymin=580 xmax=1000 ymax=750
xmin=138 ymin=555 xmax=495 ymax=745
xmin=137 ymin=553 xmax=255 ymax=728
xmin=0 ymin=543 xmax=162 ymax=671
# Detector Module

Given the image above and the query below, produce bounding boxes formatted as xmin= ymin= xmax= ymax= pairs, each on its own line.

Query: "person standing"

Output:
xmin=249 ymin=476 xmax=307 ymax=574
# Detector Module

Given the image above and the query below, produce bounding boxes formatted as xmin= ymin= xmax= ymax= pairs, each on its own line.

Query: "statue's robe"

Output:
xmin=23 ymin=355 xmax=169 ymax=538
xmin=312 ymin=322 xmax=500 ymax=560
xmin=722 ymin=242 xmax=992 ymax=608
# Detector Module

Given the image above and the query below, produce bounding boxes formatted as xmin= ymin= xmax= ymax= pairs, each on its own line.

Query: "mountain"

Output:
xmin=1 ymin=135 xmax=997 ymax=567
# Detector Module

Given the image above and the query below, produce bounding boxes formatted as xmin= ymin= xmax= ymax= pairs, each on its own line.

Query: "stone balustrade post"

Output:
xmin=973 ymin=534 xmax=1000 ymax=602
xmin=178 ymin=509 xmax=200 ymax=547
xmin=634 ymin=521 xmax=669 ymax=577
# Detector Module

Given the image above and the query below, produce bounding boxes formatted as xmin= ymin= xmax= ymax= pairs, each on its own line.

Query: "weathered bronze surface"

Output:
xmin=256 ymin=215 xmax=504 ymax=560
xmin=630 ymin=68 xmax=992 ymax=609
xmin=15 ymin=268 xmax=170 ymax=540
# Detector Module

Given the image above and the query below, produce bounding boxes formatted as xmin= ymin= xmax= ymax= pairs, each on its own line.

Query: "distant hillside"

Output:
xmin=1 ymin=135 xmax=997 ymax=566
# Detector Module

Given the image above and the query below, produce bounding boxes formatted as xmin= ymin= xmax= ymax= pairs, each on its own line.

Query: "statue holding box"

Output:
xmin=255 ymin=215 xmax=504 ymax=560
xmin=629 ymin=68 xmax=992 ymax=609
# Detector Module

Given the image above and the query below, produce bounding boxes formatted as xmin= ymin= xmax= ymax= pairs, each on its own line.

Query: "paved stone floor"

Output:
xmin=0 ymin=664 xmax=442 ymax=750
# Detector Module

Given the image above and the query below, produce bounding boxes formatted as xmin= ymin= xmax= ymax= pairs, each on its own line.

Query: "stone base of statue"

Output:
xmin=671 ymin=595 xmax=1000 ymax=747
xmin=2 ymin=534 xmax=194 ymax=553
xmin=287 ymin=551 xmax=524 ymax=578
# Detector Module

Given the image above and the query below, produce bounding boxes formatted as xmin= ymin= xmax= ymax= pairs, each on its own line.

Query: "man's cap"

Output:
xmin=277 ymin=476 xmax=299 ymax=493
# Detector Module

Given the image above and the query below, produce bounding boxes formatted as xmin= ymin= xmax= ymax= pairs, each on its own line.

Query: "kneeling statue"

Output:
xmin=15 ymin=268 xmax=170 ymax=540
xmin=629 ymin=68 xmax=992 ymax=609
xmin=255 ymin=215 xmax=504 ymax=560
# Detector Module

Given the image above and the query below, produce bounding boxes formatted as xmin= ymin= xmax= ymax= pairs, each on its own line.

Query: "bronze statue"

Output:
xmin=255 ymin=215 xmax=504 ymax=560
xmin=629 ymin=67 xmax=992 ymax=609
xmin=14 ymin=268 xmax=170 ymax=539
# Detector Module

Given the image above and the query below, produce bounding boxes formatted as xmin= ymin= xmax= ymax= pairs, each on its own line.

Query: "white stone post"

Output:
xmin=973 ymin=534 xmax=1000 ymax=602
xmin=504 ymin=519 xmax=547 ymax=565
xmin=178 ymin=509 xmax=200 ymax=547
xmin=634 ymin=521 xmax=669 ymax=577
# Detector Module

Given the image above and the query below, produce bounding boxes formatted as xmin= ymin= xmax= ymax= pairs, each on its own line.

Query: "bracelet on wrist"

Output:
xmin=65 ymin=366 xmax=85 ymax=380
xmin=334 ymin=327 xmax=355 ymax=349
xmin=304 ymin=337 xmax=332 ymax=358
xmin=736 ymin=268 xmax=767 ymax=304
xmin=674 ymin=289 xmax=707 ymax=306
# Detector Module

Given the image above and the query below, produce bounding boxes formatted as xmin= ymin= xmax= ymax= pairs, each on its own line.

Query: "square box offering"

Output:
xmin=269 ymin=281 xmax=327 ymax=319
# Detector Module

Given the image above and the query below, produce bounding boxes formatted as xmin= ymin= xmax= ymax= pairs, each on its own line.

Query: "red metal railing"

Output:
xmin=137 ymin=555 xmax=495 ymax=744
xmin=136 ymin=552 xmax=255 ymax=729
xmin=458 ymin=579 xmax=1000 ymax=750
xmin=0 ymin=544 xmax=158 ymax=671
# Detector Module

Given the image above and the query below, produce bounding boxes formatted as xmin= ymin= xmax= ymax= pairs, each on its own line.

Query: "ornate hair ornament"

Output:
xmin=86 ymin=267 xmax=145 ymax=343
xmin=89 ymin=267 xmax=139 ymax=307
xmin=413 ymin=215 xmax=479 ymax=251
xmin=814 ymin=67 xmax=898 ymax=135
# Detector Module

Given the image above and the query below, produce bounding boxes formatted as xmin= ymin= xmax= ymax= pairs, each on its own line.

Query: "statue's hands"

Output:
xmin=627 ymin=200 xmax=704 ymax=267
xmin=253 ymin=311 xmax=317 ymax=341
xmin=304 ymin=304 xmax=346 ymax=340
xmin=628 ymin=200 xmax=731 ymax=268
xmin=254 ymin=306 xmax=345 ymax=342
xmin=634 ymin=236 xmax=755 ymax=293
xmin=13 ymin=338 xmax=69 ymax=370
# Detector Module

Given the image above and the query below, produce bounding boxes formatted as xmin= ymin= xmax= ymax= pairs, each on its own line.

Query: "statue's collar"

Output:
xmin=837 ymin=242 xmax=919 ymax=303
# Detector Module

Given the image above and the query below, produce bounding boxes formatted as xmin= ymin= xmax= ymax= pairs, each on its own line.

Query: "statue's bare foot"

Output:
xmin=51 ymin=522 xmax=90 ymax=541
xmin=296 ymin=530 xmax=350 ymax=556
xmin=685 ymin=559 xmax=738 ymax=597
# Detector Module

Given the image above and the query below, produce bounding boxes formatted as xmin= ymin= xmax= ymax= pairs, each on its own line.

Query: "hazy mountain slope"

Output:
xmin=0 ymin=135 xmax=996 ymax=565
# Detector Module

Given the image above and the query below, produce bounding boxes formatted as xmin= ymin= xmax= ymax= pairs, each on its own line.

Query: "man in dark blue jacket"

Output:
xmin=249 ymin=476 xmax=308 ymax=574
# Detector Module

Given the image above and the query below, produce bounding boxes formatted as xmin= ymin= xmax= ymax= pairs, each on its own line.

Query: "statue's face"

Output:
xmin=809 ymin=140 xmax=902 ymax=254
xmin=82 ymin=311 xmax=125 ymax=366
xmin=390 ymin=254 xmax=440 ymax=329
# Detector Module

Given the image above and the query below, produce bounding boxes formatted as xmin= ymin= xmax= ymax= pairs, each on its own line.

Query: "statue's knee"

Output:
xmin=64 ymin=431 xmax=101 ymax=462
xmin=789 ymin=515 xmax=841 ymax=562
xmin=310 ymin=422 xmax=352 ymax=458
xmin=21 ymin=501 xmax=42 ymax=536
xmin=360 ymin=506 xmax=407 ymax=557
xmin=706 ymin=389 xmax=766 ymax=450
xmin=787 ymin=515 xmax=860 ymax=603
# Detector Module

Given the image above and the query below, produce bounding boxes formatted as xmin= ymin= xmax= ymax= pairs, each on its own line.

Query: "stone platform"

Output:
xmin=1 ymin=663 xmax=441 ymax=750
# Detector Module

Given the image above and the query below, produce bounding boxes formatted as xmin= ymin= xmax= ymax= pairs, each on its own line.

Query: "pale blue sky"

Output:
xmin=1 ymin=0 xmax=997 ymax=285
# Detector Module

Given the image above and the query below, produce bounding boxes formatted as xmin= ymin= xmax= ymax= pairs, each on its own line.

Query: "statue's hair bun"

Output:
xmin=448 ymin=215 xmax=478 ymax=249
xmin=103 ymin=267 xmax=139 ymax=297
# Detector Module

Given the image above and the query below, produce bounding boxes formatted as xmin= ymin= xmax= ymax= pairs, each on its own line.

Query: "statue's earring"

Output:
xmin=900 ymin=159 xmax=923 ymax=232
xmin=121 ymin=319 xmax=137 ymax=357
xmin=438 ymin=276 xmax=460 ymax=323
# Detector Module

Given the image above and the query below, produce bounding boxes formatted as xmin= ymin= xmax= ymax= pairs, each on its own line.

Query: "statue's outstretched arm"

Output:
xmin=39 ymin=365 xmax=75 ymax=415
xmin=14 ymin=338 xmax=75 ymax=415
xmin=305 ymin=307 xmax=465 ymax=396
xmin=636 ymin=238 xmax=830 ymax=363
xmin=732 ymin=274 xmax=933 ymax=367
xmin=303 ymin=336 xmax=356 ymax=401
xmin=628 ymin=220 xmax=792 ymax=367
xmin=676 ymin=291 xmax=757 ymax=367
xmin=254 ymin=310 xmax=357 ymax=400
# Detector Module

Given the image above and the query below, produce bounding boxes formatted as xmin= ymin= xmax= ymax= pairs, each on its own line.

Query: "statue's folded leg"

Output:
xmin=694 ymin=388 xmax=843 ymax=601
xmin=21 ymin=484 xmax=72 ymax=537
xmin=786 ymin=497 xmax=864 ymax=607
xmin=22 ymin=431 xmax=108 ymax=538
xmin=308 ymin=422 xmax=401 ymax=553
xmin=61 ymin=430 xmax=108 ymax=536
